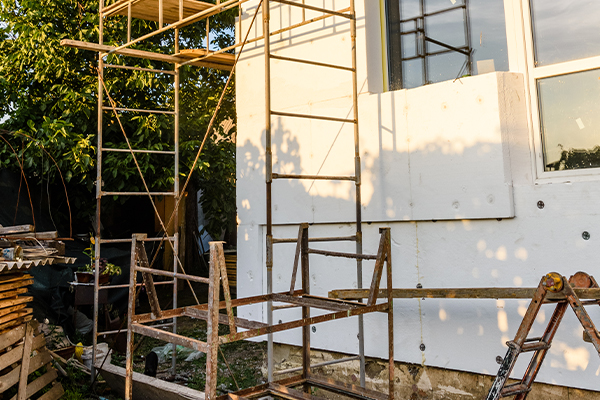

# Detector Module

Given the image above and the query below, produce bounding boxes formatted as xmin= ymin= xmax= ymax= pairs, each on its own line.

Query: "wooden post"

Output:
xmin=382 ymin=228 xmax=394 ymax=400
xmin=206 ymin=242 xmax=222 ymax=400
xmin=17 ymin=321 xmax=35 ymax=400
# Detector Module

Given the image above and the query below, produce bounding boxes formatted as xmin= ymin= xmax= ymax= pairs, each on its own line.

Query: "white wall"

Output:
xmin=236 ymin=0 xmax=600 ymax=391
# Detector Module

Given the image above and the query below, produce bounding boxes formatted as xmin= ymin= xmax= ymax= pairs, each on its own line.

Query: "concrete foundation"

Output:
xmin=271 ymin=343 xmax=600 ymax=399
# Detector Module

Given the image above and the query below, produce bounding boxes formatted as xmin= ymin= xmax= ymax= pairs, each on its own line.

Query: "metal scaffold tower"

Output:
xmin=64 ymin=0 xmax=395 ymax=399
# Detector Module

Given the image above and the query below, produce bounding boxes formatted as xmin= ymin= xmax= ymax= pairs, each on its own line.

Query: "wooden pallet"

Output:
xmin=0 ymin=274 xmax=34 ymax=335
xmin=0 ymin=320 xmax=64 ymax=400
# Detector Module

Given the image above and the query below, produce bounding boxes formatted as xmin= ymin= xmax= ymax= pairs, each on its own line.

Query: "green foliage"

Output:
xmin=0 ymin=0 xmax=236 ymax=237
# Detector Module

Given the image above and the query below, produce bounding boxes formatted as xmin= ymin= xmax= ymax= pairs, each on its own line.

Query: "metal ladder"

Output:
xmin=261 ymin=0 xmax=368 ymax=386
xmin=486 ymin=272 xmax=600 ymax=400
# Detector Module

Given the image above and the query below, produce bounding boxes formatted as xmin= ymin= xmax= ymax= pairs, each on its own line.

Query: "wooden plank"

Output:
xmin=215 ymin=376 xmax=306 ymax=400
xmin=0 ymin=323 xmax=26 ymax=352
xmin=0 ymin=316 xmax=33 ymax=334
xmin=0 ymin=274 xmax=30 ymax=284
xmin=17 ymin=322 xmax=35 ymax=400
xmin=0 ymin=289 xmax=28 ymax=300
xmin=0 ymin=280 xmax=34 ymax=293
xmin=268 ymin=383 xmax=327 ymax=400
xmin=0 ymin=348 xmax=52 ymax=393
xmin=2 ymin=231 xmax=58 ymax=239
xmin=0 ymin=226 xmax=33 ymax=235
xmin=177 ymin=49 xmax=236 ymax=65
xmin=0 ymin=304 xmax=28 ymax=318
xmin=0 ymin=296 xmax=33 ymax=311
xmin=36 ymin=382 xmax=64 ymax=400
xmin=328 ymin=287 xmax=600 ymax=300
xmin=9 ymin=369 xmax=58 ymax=400
xmin=136 ymin=242 xmax=162 ymax=319
xmin=60 ymin=39 xmax=234 ymax=71
xmin=0 ymin=310 xmax=33 ymax=328
xmin=131 ymin=323 xmax=209 ymax=352
xmin=96 ymin=361 xmax=207 ymax=400
xmin=0 ymin=335 xmax=46 ymax=371
xmin=306 ymin=375 xmax=388 ymax=400
xmin=103 ymin=0 xmax=213 ymax=24
xmin=367 ymin=232 xmax=388 ymax=307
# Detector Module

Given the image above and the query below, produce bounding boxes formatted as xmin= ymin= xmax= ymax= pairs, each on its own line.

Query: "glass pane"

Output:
xmin=530 ymin=0 xmax=600 ymax=66
xmin=427 ymin=52 xmax=467 ymax=84
xmin=403 ymin=59 xmax=424 ymax=89
xmin=470 ymin=0 xmax=509 ymax=73
xmin=539 ymin=69 xmax=600 ymax=171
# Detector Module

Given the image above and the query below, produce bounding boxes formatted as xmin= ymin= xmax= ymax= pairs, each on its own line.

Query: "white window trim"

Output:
xmin=504 ymin=0 xmax=600 ymax=184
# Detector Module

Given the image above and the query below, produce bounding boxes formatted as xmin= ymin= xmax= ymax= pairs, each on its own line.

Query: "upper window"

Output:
xmin=385 ymin=0 xmax=509 ymax=90
xmin=527 ymin=0 xmax=600 ymax=172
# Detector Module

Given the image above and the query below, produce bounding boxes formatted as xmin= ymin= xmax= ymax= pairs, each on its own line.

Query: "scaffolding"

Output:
xmin=63 ymin=0 xmax=395 ymax=399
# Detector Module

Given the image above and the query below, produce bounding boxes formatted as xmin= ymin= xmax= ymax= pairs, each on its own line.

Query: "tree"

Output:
xmin=0 ymin=0 xmax=236 ymax=239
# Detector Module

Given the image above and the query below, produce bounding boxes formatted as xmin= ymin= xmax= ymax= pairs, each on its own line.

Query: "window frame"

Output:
xmin=506 ymin=0 xmax=600 ymax=182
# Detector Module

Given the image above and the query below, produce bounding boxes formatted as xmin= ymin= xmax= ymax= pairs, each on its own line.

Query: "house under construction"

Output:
xmin=63 ymin=0 xmax=600 ymax=399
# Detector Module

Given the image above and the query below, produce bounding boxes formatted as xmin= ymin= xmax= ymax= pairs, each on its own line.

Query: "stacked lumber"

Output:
xmin=0 ymin=274 xmax=34 ymax=334
xmin=224 ymin=253 xmax=236 ymax=288
xmin=0 ymin=225 xmax=76 ymax=270
xmin=0 ymin=320 xmax=64 ymax=399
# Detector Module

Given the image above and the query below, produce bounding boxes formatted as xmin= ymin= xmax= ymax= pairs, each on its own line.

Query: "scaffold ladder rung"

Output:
xmin=271 ymin=110 xmax=355 ymax=124
xmin=272 ymin=173 xmax=356 ymax=181
xmin=269 ymin=54 xmax=354 ymax=71
xmin=101 ymin=147 xmax=176 ymax=155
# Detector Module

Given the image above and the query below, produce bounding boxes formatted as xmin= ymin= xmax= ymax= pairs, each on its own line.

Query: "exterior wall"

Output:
xmin=236 ymin=0 xmax=600 ymax=393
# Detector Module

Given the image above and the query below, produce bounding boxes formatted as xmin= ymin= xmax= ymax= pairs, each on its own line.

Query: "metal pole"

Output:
xmin=263 ymin=0 xmax=274 ymax=383
xmin=172 ymin=4 xmax=182 ymax=374
xmin=419 ymin=0 xmax=426 ymax=85
xmin=463 ymin=0 xmax=473 ymax=76
xmin=125 ymin=234 xmax=144 ymax=400
xmin=92 ymin=0 xmax=105 ymax=382
xmin=349 ymin=0 xmax=365 ymax=387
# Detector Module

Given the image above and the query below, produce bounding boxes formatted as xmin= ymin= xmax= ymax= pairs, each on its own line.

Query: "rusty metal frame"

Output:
xmin=124 ymin=226 xmax=394 ymax=400
xmin=486 ymin=272 xmax=600 ymax=400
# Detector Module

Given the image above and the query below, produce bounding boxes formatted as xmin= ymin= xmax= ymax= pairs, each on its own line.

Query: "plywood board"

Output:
xmin=103 ymin=0 xmax=213 ymax=24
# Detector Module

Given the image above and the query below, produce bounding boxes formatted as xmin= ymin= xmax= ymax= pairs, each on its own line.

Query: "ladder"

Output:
xmin=486 ymin=272 xmax=600 ymax=400
xmin=262 ymin=0 xmax=369 ymax=386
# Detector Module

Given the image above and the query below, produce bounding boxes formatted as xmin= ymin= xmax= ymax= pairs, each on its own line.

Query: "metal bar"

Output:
xmin=269 ymin=0 xmax=352 ymax=19
xmin=423 ymin=3 xmax=465 ymax=17
xmin=264 ymin=0 xmax=274 ymax=384
xmin=99 ymin=236 xmax=175 ymax=243
xmin=384 ymin=228 xmax=394 ymax=400
xmin=92 ymin=1 xmax=105 ymax=380
xmin=132 ymin=323 xmax=209 ymax=352
xmin=301 ymin=226 xmax=310 ymax=381
xmin=269 ymin=54 xmax=354 ymax=71
xmin=401 ymin=46 xmax=470 ymax=61
xmin=137 ymin=241 xmax=163 ymax=319
xmin=271 ymin=111 xmax=355 ymax=124
xmin=184 ymin=308 xmax=269 ymax=330
xmin=217 ymin=243 xmax=237 ymax=333
xmin=102 ymin=106 xmax=176 ymax=115
xmin=98 ymin=280 xmax=175 ymax=289
xmin=101 ymin=147 xmax=176 ymax=155
xmin=424 ymin=36 xmax=470 ymax=56
xmin=349 ymin=0 xmax=365 ymax=385
xmin=272 ymin=173 xmax=356 ymax=181
xmin=134 ymin=266 xmax=210 ymax=284
xmin=307 ymin=248 xmax=377 ymax=260
xmin=274 ymin=235 xmax=356 ymax=244
xmin=274 ymin=356 xmax=360 ymax=375
xmin=172 ymin=33 xmax=181 ymax=375
xmin=272 ymin=304 xmax=302 ymax=310
xmin=98 ymin=322 xmax=174 ymax=336
xmin=127 ymin=2 xmax=131 ymax=42
xmin=100 ymin=191 xmax=177 ymax=196
xmin=463 ymin=0 xmax=473 ymax=76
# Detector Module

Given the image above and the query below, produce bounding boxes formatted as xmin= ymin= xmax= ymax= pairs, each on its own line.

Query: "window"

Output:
xmin=385 ymin=0 xmax=509 ymax=90
xmin=526 ymin=0 xmax=600 ymax=173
